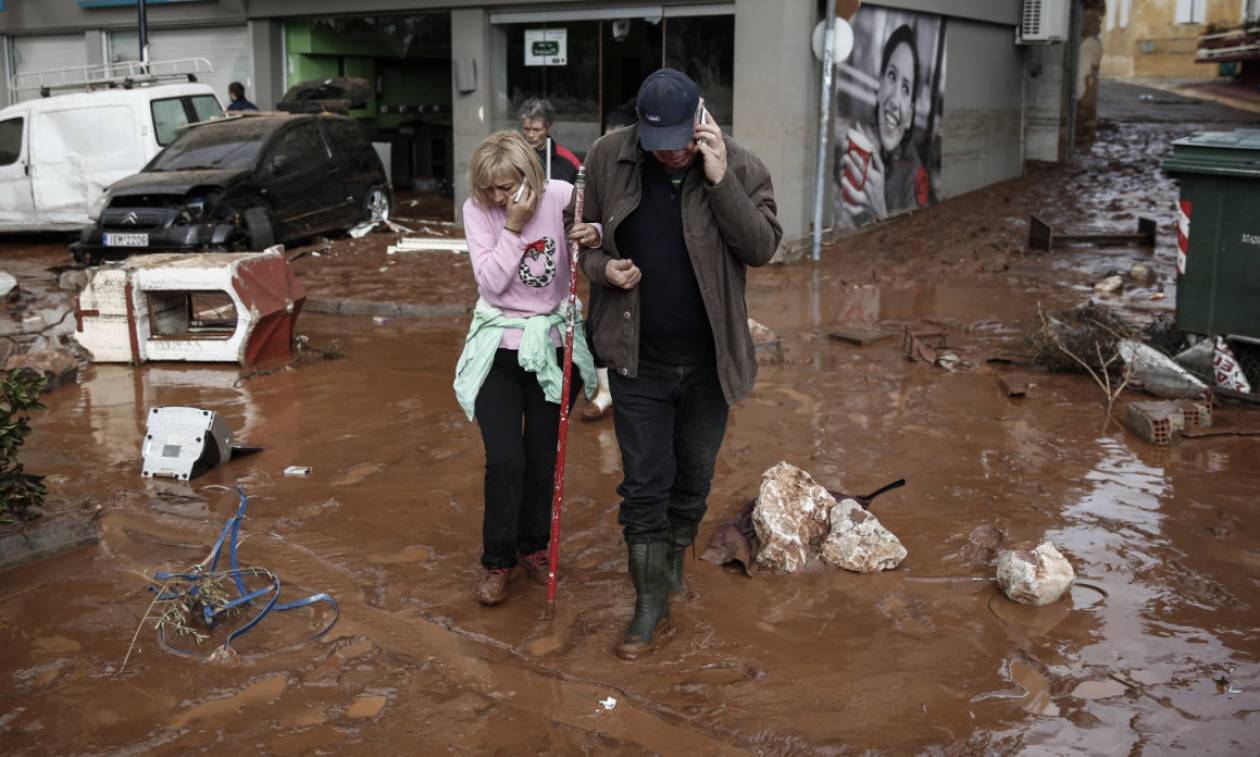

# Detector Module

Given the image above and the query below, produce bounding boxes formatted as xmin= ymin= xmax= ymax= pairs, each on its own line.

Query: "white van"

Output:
xmin=0 ymin=61 xmax=223 ymax=231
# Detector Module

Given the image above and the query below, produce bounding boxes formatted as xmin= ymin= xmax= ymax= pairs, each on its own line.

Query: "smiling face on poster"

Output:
xmin=832 ymin=7 xmax=946 ymax=230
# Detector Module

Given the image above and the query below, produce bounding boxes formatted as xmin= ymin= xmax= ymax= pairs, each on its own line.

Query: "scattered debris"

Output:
xmin=1125 ymin=399 xmax=1212 ymax=445
xmin=749 ymin=462 xmax=907 ymax=573
xmin=1119 ymin=340 xmax=1208 ymax=399
xmin=1174 ymin=339 xmax=1214 ymax=378
xmin=1213 ymin=337 xmax=1253 ymax=394
xmin=387 ymin=237 xmax=469 ymax=255
xmin=1027 ymin=215 xmax=1156 ymax=252
xmin=3 ymin=346 xmax=80 ymax=392
xmin=998 ymin=375 xmax=1032 ymax=398
xmin=599 ymin=696 xmax=618 ymax=711
xmin=820 ymin=497 xmax=907 ymax=573
xmin=829 ymin=327 xmax=897 ymax=346
xmin=121 ymin=486 xmax=338 ymax=672
xmin=1093 ymin=275 xmax=1123 ymax=294
xmin=748 ymin=318 xmax=783 ymax=365
xmin=74 ymin=251 xmax=306 ymax=367
xmin=1129 ymin=262 xmax=1152 ymax=283
xmin=141 ymin=407 xmax=244 ymax=481
xmin=1032 ymin=303 xmax=1141 ymax=415
xmin=995 ymin=541 xmax=1075 ymax=606
xmin=284 ymin=466 xmax=312 ymax=477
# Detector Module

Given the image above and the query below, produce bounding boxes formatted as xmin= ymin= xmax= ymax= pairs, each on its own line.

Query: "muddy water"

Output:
xmin=3 ymin=103 xmax=1260 ymax=754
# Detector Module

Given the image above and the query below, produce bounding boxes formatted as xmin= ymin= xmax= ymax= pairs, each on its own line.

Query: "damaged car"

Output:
xmin=73 ymin=112 xmax=390 ymax=265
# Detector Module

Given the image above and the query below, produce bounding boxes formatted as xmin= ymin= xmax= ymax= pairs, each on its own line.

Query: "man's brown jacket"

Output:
xmin=570 ymin=124 xmax=782 ymax=405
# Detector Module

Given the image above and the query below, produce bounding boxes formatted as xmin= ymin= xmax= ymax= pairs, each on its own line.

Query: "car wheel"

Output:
xmin=362 ymin=185 xmax=391 ymax=224
xmin=243 ymin=207 xmax=276 ymax=250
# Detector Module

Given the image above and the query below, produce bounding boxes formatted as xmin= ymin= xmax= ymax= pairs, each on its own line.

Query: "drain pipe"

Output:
xmin=811 ymin=0 xmax=838 ymax=262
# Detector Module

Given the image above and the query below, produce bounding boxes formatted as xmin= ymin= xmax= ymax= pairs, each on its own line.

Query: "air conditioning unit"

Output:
xmin=1018 ymin=0 xmax=1070 ymax=44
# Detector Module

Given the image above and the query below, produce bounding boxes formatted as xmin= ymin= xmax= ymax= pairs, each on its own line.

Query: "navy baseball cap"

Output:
xmin=635 ymin=69 xmax=700 ymax=151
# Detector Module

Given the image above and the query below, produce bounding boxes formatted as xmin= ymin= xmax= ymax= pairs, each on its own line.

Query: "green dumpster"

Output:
xmin=1160 ymin=128 xmax=1260 ymax=340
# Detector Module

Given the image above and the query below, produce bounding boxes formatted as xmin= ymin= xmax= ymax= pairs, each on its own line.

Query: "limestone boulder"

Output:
xmin=752 ymin=462 xmax=835 ymax=572
xmin=821 ymin=497 xmax=907 ymax=573
xmin=995 ymin=541 xmax=1075 ymax=606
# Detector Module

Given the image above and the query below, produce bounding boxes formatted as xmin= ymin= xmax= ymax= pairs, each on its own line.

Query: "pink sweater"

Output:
xmin=462 ymin=180 xmax=577 ymax=349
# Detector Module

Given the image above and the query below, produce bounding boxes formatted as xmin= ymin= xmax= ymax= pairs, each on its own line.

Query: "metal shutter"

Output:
xmin=149 ymin=26 xmax=252 ymax=106
xmin=11 ymin=35 xmax=89 ymax=102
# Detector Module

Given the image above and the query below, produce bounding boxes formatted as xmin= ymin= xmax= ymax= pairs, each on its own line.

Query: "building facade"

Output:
xmin=1100 ymin=0 xmax=1259 ymax=79
xmin=1 ymin=0 xmax=1084 ymax=244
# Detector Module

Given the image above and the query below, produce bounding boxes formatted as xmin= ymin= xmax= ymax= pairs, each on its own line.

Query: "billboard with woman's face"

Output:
xmin=832 ymin=7 xmax=946 ymax=230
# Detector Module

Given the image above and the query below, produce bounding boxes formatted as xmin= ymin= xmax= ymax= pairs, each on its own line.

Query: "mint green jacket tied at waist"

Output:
xmin=454 ymin=297 xmax=597 ymax=421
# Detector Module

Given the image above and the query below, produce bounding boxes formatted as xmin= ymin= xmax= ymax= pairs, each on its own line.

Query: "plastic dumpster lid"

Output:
xmin=1161 ymin=128 xmax=1260 ymax=178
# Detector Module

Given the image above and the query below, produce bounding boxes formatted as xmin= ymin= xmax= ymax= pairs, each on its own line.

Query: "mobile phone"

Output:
xmin=512 ymin=182 xmax=526 ymax=203
xmin=695 ymin=98 xmax=708 ymax=145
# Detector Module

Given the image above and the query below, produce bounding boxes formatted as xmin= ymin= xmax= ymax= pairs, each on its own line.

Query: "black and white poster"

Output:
xmin=832 ymin=7 xmax=946 ymax=230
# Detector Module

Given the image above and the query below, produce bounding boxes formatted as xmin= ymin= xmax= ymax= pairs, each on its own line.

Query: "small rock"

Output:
xmin=995 ymin=541 xmax=1075 ymax=606
xmin=58 ymin=270 xmax=88 ymax=292
xmin=752 ymin=462 xmax=835 ymax=572
xmin=1128 ymin=263 xmax=1151 ymax=283
xmin=820 ymin=497 xmax=907 ymax=573
xmin=1093 ymin=275 xmax=1123 ymax=294
xmin=0 ymin=271 xmax=16 ymax=298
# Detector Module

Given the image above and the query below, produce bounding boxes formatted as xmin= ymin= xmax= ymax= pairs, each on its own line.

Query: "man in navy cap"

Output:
xmin=571 ymin=69 xmax=782 ymax=659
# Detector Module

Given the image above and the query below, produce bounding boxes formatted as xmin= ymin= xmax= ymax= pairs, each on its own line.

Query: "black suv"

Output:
xmin=74 ymin=113 xmax=390 ymax=265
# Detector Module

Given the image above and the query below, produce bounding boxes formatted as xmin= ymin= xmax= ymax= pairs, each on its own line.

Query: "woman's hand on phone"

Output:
xmin=505 ymin=183 xmax=537 ymax=231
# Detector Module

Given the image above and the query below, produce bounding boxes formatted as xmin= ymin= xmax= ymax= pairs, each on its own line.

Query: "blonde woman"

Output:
xmin=453 ymin=130 xmax=600 ymax=606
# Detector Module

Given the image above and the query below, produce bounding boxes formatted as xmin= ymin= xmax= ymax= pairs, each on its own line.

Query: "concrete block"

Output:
xmin=0 ymin=510 xmax=99 ymax=573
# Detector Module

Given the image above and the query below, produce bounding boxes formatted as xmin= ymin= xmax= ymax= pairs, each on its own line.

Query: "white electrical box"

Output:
xmin=1018 ymin=0 xmax=1070 ymax=44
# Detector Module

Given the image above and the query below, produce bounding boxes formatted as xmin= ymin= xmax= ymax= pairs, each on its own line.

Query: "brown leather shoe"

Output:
xmin=475 ymin=567 xmax=513 ymax=606
xmin=520 ymin=550 xmax=551 ymax=586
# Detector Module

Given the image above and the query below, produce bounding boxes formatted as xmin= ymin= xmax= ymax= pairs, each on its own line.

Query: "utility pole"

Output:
xmin=138 ymin=0 xmax=150 ymax=67
xmin=811 ymin=0 xmax=838 ymax=262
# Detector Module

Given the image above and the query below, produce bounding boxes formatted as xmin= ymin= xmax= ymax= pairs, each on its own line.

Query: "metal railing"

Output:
xmin=10 ymin=57 xmax=214 ymax=101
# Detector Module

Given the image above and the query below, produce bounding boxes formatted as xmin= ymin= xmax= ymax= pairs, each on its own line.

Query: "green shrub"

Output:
xmin=1 ymin=369 xmax=48 ymax=521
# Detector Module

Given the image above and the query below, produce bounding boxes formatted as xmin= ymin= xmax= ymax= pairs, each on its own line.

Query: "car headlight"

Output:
xmin=89 ymin=191 xmax=111 ymax=222
xmin=184 ymin=196 xmax=209 ymax=221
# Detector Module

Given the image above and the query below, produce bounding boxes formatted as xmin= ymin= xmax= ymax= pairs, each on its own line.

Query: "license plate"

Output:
xmin=103 ymin=233 xmax=149 ymax=247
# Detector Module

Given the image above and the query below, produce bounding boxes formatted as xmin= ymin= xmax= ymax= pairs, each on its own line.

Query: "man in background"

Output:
xmin=519 ymin=98 xmax=580 ymax=184
xmin=227 ymin=82 xmax=257 ymax=112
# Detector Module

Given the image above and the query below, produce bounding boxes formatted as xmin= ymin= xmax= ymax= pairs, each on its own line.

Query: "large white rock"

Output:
xmin=821 ymin=498 xmax=907 ymax=573
xmin=752 ymin=462 xmax=835 ymax=572
xmin=995 ymin=541 xmax=1075 ymax=606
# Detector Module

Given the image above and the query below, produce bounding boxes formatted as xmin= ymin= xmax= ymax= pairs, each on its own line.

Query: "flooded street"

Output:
xmin=1 ymin=83 xmax=1258 ymax=754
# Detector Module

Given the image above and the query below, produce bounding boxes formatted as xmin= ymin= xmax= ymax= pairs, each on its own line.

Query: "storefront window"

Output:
xmin=664 ymin=15 xmax=734 ymax=127
xmin=498 ymin=22 xmax=601 ymax=155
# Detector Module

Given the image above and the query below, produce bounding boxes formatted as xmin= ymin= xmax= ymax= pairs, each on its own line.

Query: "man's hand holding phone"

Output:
xmin=693 ymin=104 xmax=726 ymax=185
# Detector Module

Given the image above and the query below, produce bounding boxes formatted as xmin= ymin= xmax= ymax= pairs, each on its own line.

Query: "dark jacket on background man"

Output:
xmin=538 ymin=140 xmax=581 ymax=184
xmin=571 ymin=124 xmax=782 ymax=405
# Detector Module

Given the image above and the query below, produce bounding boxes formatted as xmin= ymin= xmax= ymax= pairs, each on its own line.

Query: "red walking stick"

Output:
xmin=545 ymin=167 xmax=586 ymax=619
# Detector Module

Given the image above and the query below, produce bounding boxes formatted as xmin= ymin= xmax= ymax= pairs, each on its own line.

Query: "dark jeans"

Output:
xmin=474 ymin=348 xmax=579 ymax=569
xmin=610 ymin=359 xmax=730 ymax=544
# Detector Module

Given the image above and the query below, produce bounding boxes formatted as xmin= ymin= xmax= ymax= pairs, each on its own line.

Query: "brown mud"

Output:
xmin=1 ymin=83 xmax=1258 ymax=754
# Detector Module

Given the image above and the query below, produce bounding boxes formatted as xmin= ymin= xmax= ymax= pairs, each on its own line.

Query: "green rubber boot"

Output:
xmin=615 ymin=541 xmax=673 ymax=660
xmin=666 ymin=521 xmax=698 ymax=597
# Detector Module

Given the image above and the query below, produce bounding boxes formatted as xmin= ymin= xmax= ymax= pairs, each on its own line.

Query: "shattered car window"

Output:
xmin=0 ymin=118 xmax=21 ymax=166
xmin=150 ymin=121 xmax=273 ymax=172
